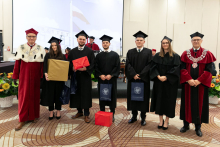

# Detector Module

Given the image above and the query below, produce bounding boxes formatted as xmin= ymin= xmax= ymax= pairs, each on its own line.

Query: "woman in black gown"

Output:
xmin=150 ymin=36 xmax=181 ymax=130
xmin=41 ymin=37 xmax=66 ymax=120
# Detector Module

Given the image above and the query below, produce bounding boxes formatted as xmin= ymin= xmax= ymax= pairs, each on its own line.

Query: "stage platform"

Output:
xmin=0 ymin=98 xmax=220 ymax=146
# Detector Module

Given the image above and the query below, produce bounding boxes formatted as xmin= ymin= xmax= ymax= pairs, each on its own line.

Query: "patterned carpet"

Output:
xmin=0 ymin=98 xmax=220 ymax=147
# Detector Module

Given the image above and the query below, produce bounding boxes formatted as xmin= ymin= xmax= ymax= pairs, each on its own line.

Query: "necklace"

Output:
xmin=186 ymin=49 xmax=207 ymax=68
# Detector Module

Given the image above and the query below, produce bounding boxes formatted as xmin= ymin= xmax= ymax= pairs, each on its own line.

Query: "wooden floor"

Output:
xmin=0 ymin=98 xmax=220 ymax=147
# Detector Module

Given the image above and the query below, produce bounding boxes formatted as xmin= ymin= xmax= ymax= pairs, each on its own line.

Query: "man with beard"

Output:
xmin=68 ymin=30 xmax=95 ymax=123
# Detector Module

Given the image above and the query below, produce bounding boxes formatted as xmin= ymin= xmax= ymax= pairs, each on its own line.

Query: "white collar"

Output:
xmin=78 ymin=45 xmax=85 ymax=50
xmin=103 ymin=48 xmax=111 ymax=52
xmin=193 ymin=47 xmax=200 ymax=51
xmin=136 ymin=47 xmax=144 ymax=52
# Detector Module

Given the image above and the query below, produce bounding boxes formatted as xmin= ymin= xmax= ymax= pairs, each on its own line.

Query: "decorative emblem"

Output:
xmin=37 ymin=45 xmax=40 ymax=50
xmin=102 ymin=88 xmax=109 ymax=95
xmin=21 ymin=45 xmax=25 ymax=50
xmin=186 ymin=49 xmax=207 ymax=69
xmin=134 ymin=87 xmax=141 ymax=94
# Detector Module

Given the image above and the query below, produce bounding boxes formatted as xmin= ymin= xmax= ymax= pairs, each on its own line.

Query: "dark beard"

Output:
xmin=103 ymin=47 xmax=109 ymax=50
xmin=78 ymin=43 xmax=85 ymax=47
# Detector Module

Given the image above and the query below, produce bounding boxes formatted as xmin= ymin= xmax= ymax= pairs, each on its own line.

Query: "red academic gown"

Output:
xmin=65 ymin=54 xmax=68 ymax=60
xmin=86 ymin=43 xmax=99 ymax=51
xmin=180 ymin=47 xmax=216 ymax=124
xmin=12 ymin=45 xmax=44 ymax=122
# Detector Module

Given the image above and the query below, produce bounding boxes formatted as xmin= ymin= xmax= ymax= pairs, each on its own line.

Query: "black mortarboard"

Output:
xmin=48 ymin=36 xmax=62 ymax=44
xmin=133 ymin=31 xmax=148 ymax=38
xmin=190 ymin=32 xmax=204 ymax=39
xmin=161 ymin=36 xmax=172 ymax=43
xmin=89 ymin=36 xmax=95 ymax=39
xmin=44 ymin=47 xmax=49 ymax=50
xmin=66 ymin=47 xmax=71 ymax=50
xmin=99 ymin=35 xmax=113 ymax=42
xmin=75 ymin=30 xmax=89 ymax=39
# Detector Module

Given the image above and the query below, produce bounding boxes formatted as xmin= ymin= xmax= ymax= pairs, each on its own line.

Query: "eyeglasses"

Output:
xmin=27 ymin=36 xmax=36 ymax=38
xmin=162 ymin=42 xmax=169 ymax=45
xmin=192 ymin=39 xmax=201 ymax=42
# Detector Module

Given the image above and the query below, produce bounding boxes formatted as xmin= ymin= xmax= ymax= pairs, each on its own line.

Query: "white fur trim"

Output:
xmin=14 ymin=43 xmax=46 ymax=62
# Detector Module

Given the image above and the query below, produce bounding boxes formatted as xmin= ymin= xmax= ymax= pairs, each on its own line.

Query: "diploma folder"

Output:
xmin=72 ymin=56 xmax=90 ymax=70
xmin=48 ymin=59 xmax=69 ymax=81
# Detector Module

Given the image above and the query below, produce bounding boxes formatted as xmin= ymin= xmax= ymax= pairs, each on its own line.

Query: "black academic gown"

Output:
xmin=40 ymin=53 xmax=66 ymax=107
xmin=125 ymin=48 xmax=152 ymax=112
xmin=95 ymin=51 xmax=120 ymax=109
xmin=150 ymin=52 xmax=181 ymax=118
xmin=68 ymin=46 xmax=95 ymax=109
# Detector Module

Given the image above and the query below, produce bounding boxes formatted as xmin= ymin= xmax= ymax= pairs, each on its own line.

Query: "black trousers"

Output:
xmin=100 ymin=105 xmax=115 ymax=114
xmin=49 ymin=103 xmax=61 ymax=111
xmin=132 ymin=110 xmax=146 ymax=120
xmin=184 ymin=120 xmax=201 ymax=130
xmin=77 ymin=108 xmax=90 ymax=116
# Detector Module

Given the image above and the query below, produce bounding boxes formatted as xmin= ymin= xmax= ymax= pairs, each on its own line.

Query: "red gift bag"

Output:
xmin=72 ymin=56 xmax=90 ymax=70
xmin=95 ymin=111 xmax=113 ymax=127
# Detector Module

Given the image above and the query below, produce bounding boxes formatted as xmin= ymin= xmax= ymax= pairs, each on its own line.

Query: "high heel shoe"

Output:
xmin=162 ymin=121 xmax=169 ymax=130
xmin=49 ymin=112 xmax=54 ymax=120
xmin=56 ymin=112 xmax=61 ymax=120
xmin=158 ymin=120 xmax=164 ymax=129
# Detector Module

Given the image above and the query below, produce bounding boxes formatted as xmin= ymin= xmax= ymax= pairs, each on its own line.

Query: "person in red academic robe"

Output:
xmin=12 ymin=28 xmax=45 ymax=131
xmin=180 ymin=32 xmax=216 ymax=137
xmin=65 ymin=47 xmax=71 ymax=60
xmin=86 ymin=36 xmax=100 ymax=51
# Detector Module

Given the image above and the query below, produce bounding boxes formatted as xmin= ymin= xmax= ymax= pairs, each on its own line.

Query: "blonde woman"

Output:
xmin=150 ymin=36 xmax=181 ymax=130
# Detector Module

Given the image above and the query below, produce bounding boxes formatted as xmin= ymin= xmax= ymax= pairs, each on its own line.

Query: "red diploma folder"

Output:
xmin=95 ymin=111 xmax=113 ymax=127
xmin=72 ymin=56 xmax=90 ymax=70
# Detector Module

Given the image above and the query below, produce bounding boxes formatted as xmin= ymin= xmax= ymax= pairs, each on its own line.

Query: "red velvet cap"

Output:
xmin=152 ymin=49 xmax=156 ymax=52
xmin=25 ymin=28 xmax=38 ymax=35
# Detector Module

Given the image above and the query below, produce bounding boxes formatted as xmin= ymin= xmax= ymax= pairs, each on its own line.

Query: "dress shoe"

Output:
xmin=141 ymin=120 xmax=146 ymax=126
xmin=71 ymin=113 xmax=83 ymax=119
xmin=33 ymin=118 xmax=38 ymax=123
xmin=84 ymin=116 xmax=90 ymax=123
xmin=49 ymin=113 xmax=54 ymax=120
xmin=195 ymin=129 xmax=203 ymax=137
xmin=113 ymin=116 xmax=115 ymax=122
xmin=163 ymin=121 xmax=169 ymax=130
xmin=56 ymin=112 xmax=61 ymax=120
xmin=15 ymin=122 xmax=26 ymax=131
xmin=180 ymin=126 xmax=190 ymax=133
xmin=158 ymin=120 xmax=164 ymax=129
xmin=128 ymin=117 xmax=137 ymax=124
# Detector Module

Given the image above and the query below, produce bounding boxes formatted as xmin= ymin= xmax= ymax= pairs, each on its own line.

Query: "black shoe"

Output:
xmin=158 ymin=120 xmax=164 ymax=129
xmin=162 ymin=120 xmax=169 ymax=130
xmin=113 ymin=117 xmax=115 ymax=122
xmin=56 ymin=112 xmax=61 ymax=120
xmin=128 ymin=117 xmax=137 ymax=124
xmin=180 ymin=126 xmax=190 ymax=133
xmin=141 ymin=120 xmax=146 ymax=126
xmin=195 ymin=129 xmax=203 ymax=137
xmin=49 ymin=113 xmax=54 ymax=120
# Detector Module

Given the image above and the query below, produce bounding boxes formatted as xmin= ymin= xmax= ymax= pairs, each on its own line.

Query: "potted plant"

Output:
xmin=0 ymin=72 xmax=19 ymax=108
xmin=209 ymin=76 xmax=220 ymax=104
xmin=91 ymin=70 xmax=98 ymax=88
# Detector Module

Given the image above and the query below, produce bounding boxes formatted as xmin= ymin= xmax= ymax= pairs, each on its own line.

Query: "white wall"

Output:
xmin=1 ymin=0 xmax=220 ymax=72
xmin=123 ymin=0 xmax=220 ymax=72
xmin=0 ymin=0 xmax=14 ymax=61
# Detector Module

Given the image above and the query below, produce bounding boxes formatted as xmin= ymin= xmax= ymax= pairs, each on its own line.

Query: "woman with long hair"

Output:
xmin=65 ymin=47 xmax=71 ymax=60
xmin=41 ymin=37 xmax=66 ymax=120
xmin=150 ymin=36 xmax=181 ymax=130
